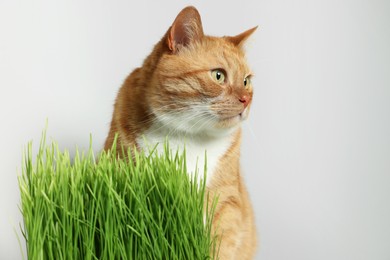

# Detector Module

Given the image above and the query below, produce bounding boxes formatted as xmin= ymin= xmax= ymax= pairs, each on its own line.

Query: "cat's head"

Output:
xmin=147 ymin=6 xmax=256 ymax=137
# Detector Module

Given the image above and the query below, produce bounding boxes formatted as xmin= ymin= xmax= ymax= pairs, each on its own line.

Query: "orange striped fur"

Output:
xmin=104 ymin=6 xmax=257 ymax=259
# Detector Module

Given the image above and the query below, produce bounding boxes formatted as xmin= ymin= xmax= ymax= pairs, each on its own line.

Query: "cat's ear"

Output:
xmin=167 ymin=6 xmax=204 ymax=53
xmin=226 ymin=26 xmax=258 ymax=48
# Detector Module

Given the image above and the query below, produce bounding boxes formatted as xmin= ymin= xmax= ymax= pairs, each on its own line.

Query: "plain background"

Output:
xmin=1 ymin=1 xmax=389 ymax=259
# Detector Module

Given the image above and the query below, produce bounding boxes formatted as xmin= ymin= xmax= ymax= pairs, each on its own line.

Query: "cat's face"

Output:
xmin=147 ymin=7 xmax=255 ymax=137
xmin=149 ymin=39 xmax=253 ymax=136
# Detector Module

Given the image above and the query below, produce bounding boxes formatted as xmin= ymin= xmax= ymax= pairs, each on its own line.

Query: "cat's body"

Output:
xmin=104 ymin=6 xmax=257 ymax=259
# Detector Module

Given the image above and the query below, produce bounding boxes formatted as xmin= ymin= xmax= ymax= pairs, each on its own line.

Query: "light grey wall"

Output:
xmin=1 ymin=1 xmax=389 ymax=259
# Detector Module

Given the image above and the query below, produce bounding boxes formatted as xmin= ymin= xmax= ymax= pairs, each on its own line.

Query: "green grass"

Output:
xmin=19 ymin=134 xmax=218 ymax=259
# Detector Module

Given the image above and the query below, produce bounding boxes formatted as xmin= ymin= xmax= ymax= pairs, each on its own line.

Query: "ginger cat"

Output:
xmin=104 ymin=6 xmax=257 ymax=259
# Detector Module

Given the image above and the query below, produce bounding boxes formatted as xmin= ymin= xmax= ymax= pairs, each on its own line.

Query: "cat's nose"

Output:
xmin=239 ymin=95 xmax=250 ymax=108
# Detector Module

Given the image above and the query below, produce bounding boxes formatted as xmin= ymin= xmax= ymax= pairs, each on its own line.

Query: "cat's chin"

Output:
xmin=204 ymin=124 xmax=240 ymax=138
xmin=216 ymin=107 xmax=249 ymax=128
xmin=214 ymin=114 xmax=244 ymax=130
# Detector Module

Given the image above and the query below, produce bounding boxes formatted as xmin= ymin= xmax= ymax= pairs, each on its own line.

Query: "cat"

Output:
xmin=104 ymin=6 xmax=257 ymax=259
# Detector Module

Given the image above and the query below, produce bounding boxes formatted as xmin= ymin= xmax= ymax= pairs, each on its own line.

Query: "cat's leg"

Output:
xmin=211 ymin=186 xmax=257 ymax=260
xmin=232 ymin=184 xmax=257 ymax=260
xmin=212 ymin=196 xmax=244 ymax=260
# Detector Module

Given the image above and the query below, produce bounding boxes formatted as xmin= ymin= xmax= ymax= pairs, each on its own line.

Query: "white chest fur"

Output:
xmin=136 ymin=129 xmax=236 ymax=184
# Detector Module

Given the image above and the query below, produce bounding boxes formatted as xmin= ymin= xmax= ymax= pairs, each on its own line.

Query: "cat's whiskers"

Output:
xmin=145 ymin=103 xmax=212 ymax=137
xmin=137 ymin=105 xmax=192 ymax=127
xmin=176 ymin=111 xmax=211 ymax=137
xmin=127 ymin=100 xmax=245 ymax=140
xmin=245 ymin=121 xmax=259 ymax=143
xmin=166 ymin=110 xmax=209 ymax=137
xmin=144 ymin=108 xmax=198 ymax=136
xmin=187 ymin=113 xmax=216 ymax=137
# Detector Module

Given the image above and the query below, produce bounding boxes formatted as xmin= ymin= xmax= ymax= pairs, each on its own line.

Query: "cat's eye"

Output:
xmin=211 ymin=69 xmax=226 ymax=84
xmin=244 ymin=76 xmax=251 ymax=87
